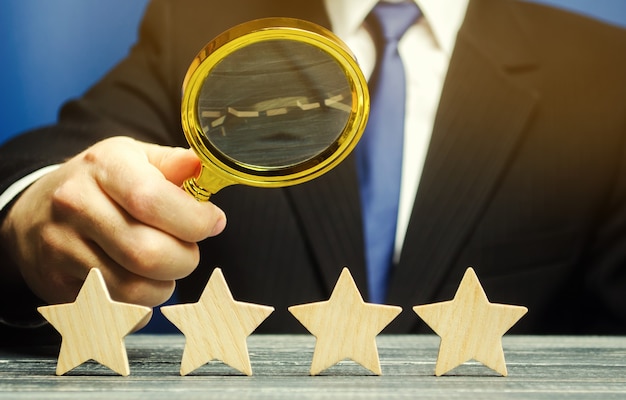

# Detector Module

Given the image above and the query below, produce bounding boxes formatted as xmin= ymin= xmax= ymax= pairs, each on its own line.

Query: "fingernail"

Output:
xmin=211 ymin=209 xmax=227 ymax=236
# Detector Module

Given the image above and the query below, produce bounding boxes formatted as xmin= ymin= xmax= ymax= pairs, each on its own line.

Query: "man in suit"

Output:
xmin=1 ymin=0 xmax=626 ymax=342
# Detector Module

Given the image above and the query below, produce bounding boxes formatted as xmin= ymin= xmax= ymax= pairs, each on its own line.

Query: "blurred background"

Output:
xmin=0 ymin=0 xmax=149 ymax=144
xmin=1 ymin=0 xmax=625 ymax=145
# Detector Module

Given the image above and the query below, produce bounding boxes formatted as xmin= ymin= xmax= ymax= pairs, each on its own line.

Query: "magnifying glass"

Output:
xmin=181 ymin=18 xmax=369 ymax=201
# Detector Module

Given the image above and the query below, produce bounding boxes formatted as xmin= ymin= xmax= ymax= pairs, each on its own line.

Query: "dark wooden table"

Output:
xmin=1 ymin=335 xmax=625 ymax=399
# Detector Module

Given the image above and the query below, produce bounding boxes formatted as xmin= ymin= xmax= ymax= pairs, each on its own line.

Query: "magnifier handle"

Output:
xmin=183 ymin=165 xmax=233 ymax=201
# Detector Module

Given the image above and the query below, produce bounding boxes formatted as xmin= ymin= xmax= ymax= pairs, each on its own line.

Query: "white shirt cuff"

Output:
xmin=0 ymin=165 xmax=61 ymax=211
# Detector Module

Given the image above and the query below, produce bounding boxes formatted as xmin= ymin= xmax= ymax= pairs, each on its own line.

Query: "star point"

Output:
xmin=160 ymin=268 xmax=273 ymax=376
xmin=37 ymin=268 xmax=152 ymax=376
xmin=413 ymin=267 xmax=528 ymax=376
xmin=288 ymin=267 xmax=402 ymax=375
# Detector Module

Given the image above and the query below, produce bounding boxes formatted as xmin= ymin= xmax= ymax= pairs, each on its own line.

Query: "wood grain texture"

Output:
xmin=161 ymin=268 xmax=274 ymax=376
xmin=37 ymin=268 xmax=152 ymax=376
xmin=2 ymin=335 xmax=626 ymax=399
xmin=288 ymin=267 xmax=402 ymax=375
xmin=413 ymin=267 xmax=528 ymax=376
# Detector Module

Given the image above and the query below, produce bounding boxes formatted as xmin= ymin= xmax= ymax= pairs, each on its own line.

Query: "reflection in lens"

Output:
xmin=197 ymin=39 xmax=352 ymax=169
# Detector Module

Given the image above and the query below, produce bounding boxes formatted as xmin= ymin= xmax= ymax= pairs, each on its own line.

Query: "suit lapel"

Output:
xmin=285 ymin=154 xmax=368 ymax=297
xmin=387 ymin=0 xmax=540 ymax=330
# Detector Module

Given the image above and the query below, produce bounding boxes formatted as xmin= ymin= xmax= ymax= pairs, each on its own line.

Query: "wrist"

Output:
xmin=0 ymin=194 xmax=48 ymax=330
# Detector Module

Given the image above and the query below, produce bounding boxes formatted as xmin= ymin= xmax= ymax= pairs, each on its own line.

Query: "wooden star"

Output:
xmin=288 ymin=267 xmax=402 ymax=375
xmin=37 ymin=268 xmax=152 ymax=376
xmin=413 ymin=267 xmax=528 ymax=376
xmin=160 ymin=268 xmax=274 ymax=376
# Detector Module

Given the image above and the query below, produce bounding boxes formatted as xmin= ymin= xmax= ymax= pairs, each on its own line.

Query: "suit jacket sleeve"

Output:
xmin=0 ymin=0 xmax=186 ymax=344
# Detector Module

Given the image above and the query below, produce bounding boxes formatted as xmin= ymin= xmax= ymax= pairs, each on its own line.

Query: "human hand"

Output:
xmin=0 ymin=137 xmax=226 ymax=308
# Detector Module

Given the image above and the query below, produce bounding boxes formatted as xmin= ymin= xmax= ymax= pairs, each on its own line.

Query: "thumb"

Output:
xmin=142 ymin=144 xmax=201 ymax=186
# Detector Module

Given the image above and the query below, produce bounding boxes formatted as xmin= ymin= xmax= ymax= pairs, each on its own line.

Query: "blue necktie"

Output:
xmin=356 ymin=1 xmax=421 ymax=304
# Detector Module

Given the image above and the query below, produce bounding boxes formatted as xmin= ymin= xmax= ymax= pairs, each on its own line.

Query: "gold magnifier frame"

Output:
xmin=181 ymin=18 xmax=369 ymax=201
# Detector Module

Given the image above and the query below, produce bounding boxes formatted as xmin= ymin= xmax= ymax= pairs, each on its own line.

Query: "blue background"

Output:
xmin=0 ymin=0 xmax=149 ymax=144
xmin=1 ymin=0 xmax=625 ymax=145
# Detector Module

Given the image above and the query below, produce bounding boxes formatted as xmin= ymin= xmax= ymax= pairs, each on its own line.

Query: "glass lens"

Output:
xmin=196 ymin=39 xmax=352 ymax=169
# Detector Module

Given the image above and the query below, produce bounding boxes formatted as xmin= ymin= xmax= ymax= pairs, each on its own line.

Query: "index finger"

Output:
xmin=89 ymin=137 xmax=226 ymax=242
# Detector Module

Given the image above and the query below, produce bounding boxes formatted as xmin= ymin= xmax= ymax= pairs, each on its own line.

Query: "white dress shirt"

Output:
xmin=325 ymin=0 xmax=469 ymax=261
xmin=1 ymin=0 xmax=469 ymax=263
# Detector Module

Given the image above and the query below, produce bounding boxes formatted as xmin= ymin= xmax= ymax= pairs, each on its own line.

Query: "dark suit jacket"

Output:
xmin=2 ymin=0 xmax=626 ymax=337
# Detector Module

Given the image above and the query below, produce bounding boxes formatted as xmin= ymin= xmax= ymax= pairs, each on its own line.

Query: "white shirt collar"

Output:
xmin=324 ymin=0 xmax=470 ymax=56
